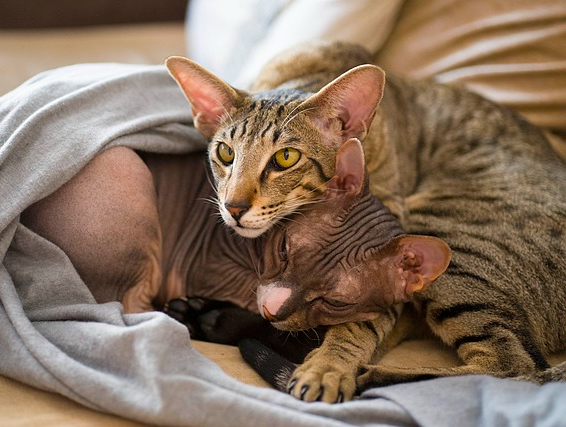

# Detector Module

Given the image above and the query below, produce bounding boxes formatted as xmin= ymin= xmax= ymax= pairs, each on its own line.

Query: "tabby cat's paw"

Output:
xmin=288 ymin=361 xmax=356 ymax=403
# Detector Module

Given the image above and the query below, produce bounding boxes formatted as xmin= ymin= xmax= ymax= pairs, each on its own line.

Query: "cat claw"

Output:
xmin=287 ymin=359 xmax=356 ymax=403
xmin=300 ymin=385 xmax=309 ymax=400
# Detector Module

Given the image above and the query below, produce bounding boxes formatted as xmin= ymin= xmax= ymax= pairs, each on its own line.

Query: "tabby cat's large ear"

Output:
xmin=326 ymin=138 xmax=365 ymax=198
xmin=300 ymin=64 xmax=385 ymax=143
xmin=166 ymin=56 xmax=245 ymax=139
xmin=390 ymin=235 xmax=451 ymax=300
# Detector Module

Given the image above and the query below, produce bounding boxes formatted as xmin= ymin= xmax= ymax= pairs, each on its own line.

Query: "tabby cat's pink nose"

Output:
xmin=225 ymin=202 xmax=249 ymax=220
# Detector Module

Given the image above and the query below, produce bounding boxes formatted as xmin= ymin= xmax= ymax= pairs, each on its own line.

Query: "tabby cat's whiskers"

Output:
xmin=281 ymin=106 xmax=317 ymax=132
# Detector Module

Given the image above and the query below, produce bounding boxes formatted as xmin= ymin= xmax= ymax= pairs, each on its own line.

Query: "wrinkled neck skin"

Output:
xmin=342 ymin=190 xmax=407 ymax=307
xmin=147 ymin=152 xmax=271 ymax=312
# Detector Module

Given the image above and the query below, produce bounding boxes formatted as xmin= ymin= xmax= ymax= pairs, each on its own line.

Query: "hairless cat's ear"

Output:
xmin=390 ymin=235 xmax=451 ymax=301
xmin=327 ymin=138 xmax=366 ymax=198
xmin=300 ymin=64 xmax=385 ymax=143
xmin=165 ymin=56 xmax=245 ymax=139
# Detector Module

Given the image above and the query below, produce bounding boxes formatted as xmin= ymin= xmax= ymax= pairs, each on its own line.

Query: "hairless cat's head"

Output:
xmin=256 ymin=139 xmax=451 ymax=331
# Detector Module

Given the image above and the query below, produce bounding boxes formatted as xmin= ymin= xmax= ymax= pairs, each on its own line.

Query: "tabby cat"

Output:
xmin=166 ymin=41 xmax=566 ymax=402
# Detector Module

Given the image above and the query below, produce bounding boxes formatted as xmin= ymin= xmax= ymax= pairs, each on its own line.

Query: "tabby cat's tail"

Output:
xmin=238 ymin=339 xmax=295 ymax=391
xmin=517 ymin=362 xmax=566 ymax=384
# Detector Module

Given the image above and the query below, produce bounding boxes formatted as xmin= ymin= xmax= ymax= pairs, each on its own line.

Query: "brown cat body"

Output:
xmin=167 ymin=41 xmax=566 ymax=402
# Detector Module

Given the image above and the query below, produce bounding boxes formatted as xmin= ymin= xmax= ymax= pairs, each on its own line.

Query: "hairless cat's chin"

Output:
xmin=268 ymin=310 xmax=381 ymax=332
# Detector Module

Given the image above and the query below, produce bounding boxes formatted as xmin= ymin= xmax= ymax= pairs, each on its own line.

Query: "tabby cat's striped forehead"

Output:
xmin=251 ymin=88 xmax=311 ymax=107
xmin=216 ymin=89 xmax=311 ymax=146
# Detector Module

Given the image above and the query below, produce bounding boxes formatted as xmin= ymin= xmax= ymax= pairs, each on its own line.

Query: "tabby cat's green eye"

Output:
xmin=217 ymin=142 xmax=235 ymax=165
xmin=273 ymin=148 xmax=301 ymax=169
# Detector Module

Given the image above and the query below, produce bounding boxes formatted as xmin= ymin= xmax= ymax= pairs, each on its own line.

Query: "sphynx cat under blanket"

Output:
xmin=0 ymin=63 xmax=564 ymax=426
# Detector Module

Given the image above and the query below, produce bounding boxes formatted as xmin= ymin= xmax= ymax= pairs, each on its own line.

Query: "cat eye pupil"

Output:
xmin=273 ymin=147 xmax=301 ymax=170
xmin=217 ymin=142 xmax=234 ymax=165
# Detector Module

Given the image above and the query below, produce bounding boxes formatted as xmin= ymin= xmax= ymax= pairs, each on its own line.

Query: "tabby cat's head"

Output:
xmin=166 ymin=56 xmax=385 ymax=237
xmin=256 ymin=139 xmax=451 ymax=331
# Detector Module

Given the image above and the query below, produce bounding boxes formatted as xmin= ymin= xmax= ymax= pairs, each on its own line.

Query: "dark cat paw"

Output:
xmin=164 ymin=297 xmax=211 ymax=337
xmin=163 ymin=297 xmax=268 ymax=344
xmin=197 ymin=303 xmax=273 ymax=344
xmin=162 ymin=297 xmax=198 ymax=336
xmin=164 ymin=296 xmax=324 ymax=363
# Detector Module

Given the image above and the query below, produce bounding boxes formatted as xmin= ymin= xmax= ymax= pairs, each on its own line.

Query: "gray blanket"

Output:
xmin=0 ymin=63 xmax=564 ymax=427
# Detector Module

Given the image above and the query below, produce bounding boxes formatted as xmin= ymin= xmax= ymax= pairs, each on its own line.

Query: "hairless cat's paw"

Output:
xmin=163 ymin=297 xmax=201 ymax=336
xmin=163 ymin=297 xmax=226 ymax=337
xmin=163 ymin=297 xmax=271 ymax=344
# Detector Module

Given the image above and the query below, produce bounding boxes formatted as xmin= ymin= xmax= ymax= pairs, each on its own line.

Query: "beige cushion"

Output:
xmin=374 ymin=0 xmax=566 ymax=157
xmin=0 ymin=23 xmax=186 ymax=96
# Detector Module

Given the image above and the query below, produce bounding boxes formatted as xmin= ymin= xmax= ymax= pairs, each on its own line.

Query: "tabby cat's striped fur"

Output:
xmin=166 ymin=41 xmax=566 ymax=402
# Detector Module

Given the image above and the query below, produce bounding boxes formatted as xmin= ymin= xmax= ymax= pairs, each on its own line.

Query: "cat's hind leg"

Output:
xmin=21 ymin=146 xmax=163 ymax=313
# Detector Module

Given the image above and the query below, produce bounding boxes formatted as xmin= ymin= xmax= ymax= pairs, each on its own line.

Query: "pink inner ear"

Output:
xmin=328 ymin=138 xmax=365 ymax=197
xmin=191 ymin=85 xmax=231 ymax=121
xmin=410 ymin=238 xmax=451 ymax=282
xmin=403 ymin=270 xmax=425 ymax=296
xmin=337 ymin=89 xmax=376 ymax=136
xmin=324 ymin=65 xmax=385 ymax=139
xmin=394 ymin=235 xmax=451 ymax=297
xmin=166 ymin=57 xmax=239 ymax=134
xmin=175 ymin=74 xmax=232 ymax=122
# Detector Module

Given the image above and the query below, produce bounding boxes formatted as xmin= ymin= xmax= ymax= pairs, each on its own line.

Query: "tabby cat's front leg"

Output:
xmin=289 ymin=308 xmax=401 ymax=403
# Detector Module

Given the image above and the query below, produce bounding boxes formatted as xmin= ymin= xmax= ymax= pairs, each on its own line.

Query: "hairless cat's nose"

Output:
xmin=262 ymin=305 xmax=278 ymax=322
xmin=225 ymin=201 xmax=250 ymax=220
